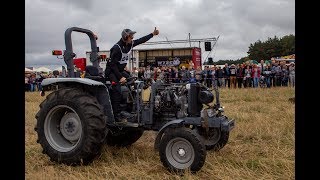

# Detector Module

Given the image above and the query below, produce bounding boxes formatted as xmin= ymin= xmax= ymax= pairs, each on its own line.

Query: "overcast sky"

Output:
xmin=25 ymin=0 xmax=295 ymax=66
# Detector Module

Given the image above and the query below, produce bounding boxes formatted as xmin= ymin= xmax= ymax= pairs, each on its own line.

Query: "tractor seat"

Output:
xmin=84 ymin=65 xmax=105 ymax=82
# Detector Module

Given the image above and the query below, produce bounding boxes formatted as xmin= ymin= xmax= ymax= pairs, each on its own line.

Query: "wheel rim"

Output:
xmin=44 ymin=105 xmax=82 ymax=152
xmin=165 ymin=137 xmax=195 ymax=170
xmin=205 ymin=128 xmax=221 ymax=146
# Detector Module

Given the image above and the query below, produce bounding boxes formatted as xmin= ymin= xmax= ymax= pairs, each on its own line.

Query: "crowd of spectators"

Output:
xmin=128 ymin=59 xmax=295 ymax=89
xmin=25 ymin=59 xmax=295 ymax=92
xmin=25 ymin=71 xmax=61 ymax=92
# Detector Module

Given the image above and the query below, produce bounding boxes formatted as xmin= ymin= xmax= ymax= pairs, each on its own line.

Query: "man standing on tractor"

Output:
xmin=105 ymin=27 xmax=159 ymax=123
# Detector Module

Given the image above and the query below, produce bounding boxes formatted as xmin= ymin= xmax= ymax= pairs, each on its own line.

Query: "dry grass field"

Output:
xmin=25 ymin=87 xmax=295 ymax=180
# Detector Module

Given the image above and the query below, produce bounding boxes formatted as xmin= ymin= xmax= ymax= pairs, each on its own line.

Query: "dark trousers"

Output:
xmin=225 ymin=77 xmax=230 ymax=88
xmin=237 ymin=77 xmax=243 ymax=88
xmin=107 ymin=71 xmax=130 ymax=115
xmin=275 ymin=75 xmax=281 ymax=86
xmin=270 ymin=76 xmax=276 ymax=87
xmin=244 ymin=77 xmax=251 ymax=88
xmin=206 ymin=78 xmax=212 ymax=88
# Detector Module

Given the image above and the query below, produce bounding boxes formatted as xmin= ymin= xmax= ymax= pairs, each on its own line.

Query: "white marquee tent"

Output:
xmin=54 ymin=66 xmax=63 ymax=72
xmin=25 ymin=67 xmax=34 ymax=73
xmin=35 ymin=66 xmax=52 ymax=73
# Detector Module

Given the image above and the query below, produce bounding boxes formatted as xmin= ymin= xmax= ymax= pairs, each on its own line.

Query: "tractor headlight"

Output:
xmin=207 ymin=108 xmax=215 ymax=117
xmin=198 ymin=90 xmax=214 ymax=104
xmin=218 ymin=107 xmax=224 ymax=112
xmin=185 ymin=83 xmax=191 ymax=90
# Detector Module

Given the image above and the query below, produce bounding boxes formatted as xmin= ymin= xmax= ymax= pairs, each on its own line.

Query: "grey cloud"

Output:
xmin=42 ymin=0 xmax=94 ymax=11
xmin=26 ymin=0 xmax=294 ymax=65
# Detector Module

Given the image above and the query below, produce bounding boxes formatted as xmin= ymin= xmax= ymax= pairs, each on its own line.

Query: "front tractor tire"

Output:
xmin=35 ymin=88 xmax=107 ymax=165
xmin=159 ymin=127 xmax=206 ymax=173
xmin=202 ymin=128 xmax=230 ymax=151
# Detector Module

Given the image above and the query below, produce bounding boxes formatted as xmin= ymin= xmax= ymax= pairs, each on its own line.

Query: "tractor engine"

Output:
xmin=154 ymin=83 xmax=214 ymax=119
xmin=154 ymin=85 xmax=184 ymax=118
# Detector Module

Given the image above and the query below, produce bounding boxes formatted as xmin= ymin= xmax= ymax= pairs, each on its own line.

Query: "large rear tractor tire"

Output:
xmin=34 ymin=88 xmax=107 ymax=165
xmin=159 ymin=127 xmax=206 ymax=173
xmin=105 ymin=128 xmax=144 ymax=147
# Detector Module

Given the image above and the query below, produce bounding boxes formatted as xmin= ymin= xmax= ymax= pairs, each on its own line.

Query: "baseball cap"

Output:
xmin=122 ymin=29 xmax=136 ymax=39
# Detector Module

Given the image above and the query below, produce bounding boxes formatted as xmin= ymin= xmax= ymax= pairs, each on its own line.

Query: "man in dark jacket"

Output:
xmin=223 ymin=63 xmax=230 ymax=88
xmin=105 ymin=27 xmax=159 ymax=123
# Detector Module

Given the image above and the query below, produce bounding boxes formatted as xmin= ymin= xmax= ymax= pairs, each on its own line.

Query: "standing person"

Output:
xmin=144 ymin=65 xmax=152 ymax=80
xmin=215 ymin=66 xmax=224 ymax=88
xmin=152 ymin=67 xmax=158 ymax=81
xmin=105 ymin=27 xmax=159 ymax=123
xmin=195 ymin=66 xmax=203 ymax=83
xmin=138 ymin=67 xmax=145 ymax=81
xmin=206 ymin=66 xmax=212 ymax=88
xmin=259 ymin=60 xmax=265 ymax=74
xmin=188 ymin=66 xmax=196 ymax=83
xmin=210 ymin=66 xmax=217 ymax=88
xmin=251 ymin=64 xmax=261 ymax=88
xmin=156 ymin=68 xmax=164 ymax=81
xmin=223 ymin=63 xmax=230 ymax=88
xmin=165 ymin=67 xmax=172 ymax=83
xmin=202 ymin=66 xmax=208 ymax=86
xmin=131 ymin=67 xmax=139 ymax=77
xmin=274 ymin=63 xmax=282 ymax=86
xmin=281 ymin=65 xmax=289 ymax=87
xmin=36 ymin=73 xmax=45 ymax=91
xmin=288 ymin=62 xmax=295 ymax=87
xmin=263 ymin=64 xmax=272 ymax=88
xmin=25 ymin=74 xmax=30 ymax=91
xmin=236 ymin=64 xmax=244 ymax=88
xmin=229 ymin=64 xmax=237 ymax=88
xmin=270 ymin=60 xmax=277 ymax=87
xmin=244 ymin=65 xmax=252 ymax=88
xmin=179 ymin=66 xmax=190 ymax=83
xmin=171 ymin=67 xmax=179 ymax=83
xmin=29 ymin=73 xmax=37 ymax=92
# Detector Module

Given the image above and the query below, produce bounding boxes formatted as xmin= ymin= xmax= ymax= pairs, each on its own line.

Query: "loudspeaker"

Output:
xmin=208 ymin=57 xmax=213 ymax=64
xmin=205 ymin=41 xmax=211 ymax=51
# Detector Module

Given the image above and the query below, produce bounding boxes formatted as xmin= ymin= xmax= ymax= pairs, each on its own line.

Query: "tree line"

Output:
xmin=208 ymin=34 xmax=295 ymax=65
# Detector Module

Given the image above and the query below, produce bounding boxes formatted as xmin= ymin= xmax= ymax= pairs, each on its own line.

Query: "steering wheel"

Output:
xmin=125 ymin=76 xmax=138 ymax=85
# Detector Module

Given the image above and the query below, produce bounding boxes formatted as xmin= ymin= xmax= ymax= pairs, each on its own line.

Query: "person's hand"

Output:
xmin=119 ymin=77 xmax=127 ymax=84
xmin=93 ymin=33 xmax=98 ymax=40
xmin=152 ymin=27 xmax=159 ymax=36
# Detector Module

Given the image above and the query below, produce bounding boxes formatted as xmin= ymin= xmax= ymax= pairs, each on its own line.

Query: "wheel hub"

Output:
xmin=178 ymin=148 xmax=186 ymax=157
xmin=60 ymin=113 xmax=82 ymax=142
xmin=166 ymin=137 xmax=195 ymax=169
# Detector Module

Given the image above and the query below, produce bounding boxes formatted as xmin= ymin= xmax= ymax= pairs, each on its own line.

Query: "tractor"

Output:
xmin=34 ymin=27 xmax=235 ymax=173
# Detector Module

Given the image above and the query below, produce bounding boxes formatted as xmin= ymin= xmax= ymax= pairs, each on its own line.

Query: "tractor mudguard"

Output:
xmin=221 ymin=118 xmax=235 ymax=132
xmin=41 ymin=77 xmax=105 ymax=87
xmin=154 ymin=119 xmax=185 ymax=151
xmin=41 ymin=77 xmax=115 ymax=123
xmin=154 ymin=116 xmax=235 ymax=151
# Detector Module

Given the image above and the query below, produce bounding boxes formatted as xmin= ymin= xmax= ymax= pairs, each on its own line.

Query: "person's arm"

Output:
xmin=132 ymin=33 xmax=153 ymax=47
xmin=133 ymin=27 xmax=159 ymax=47
xmin=109 ymin=46 xmax=123 ymax=80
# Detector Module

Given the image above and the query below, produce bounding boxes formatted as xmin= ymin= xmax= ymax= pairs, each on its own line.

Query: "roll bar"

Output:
xmin=64 ymin=27 xmax=100 ymax=77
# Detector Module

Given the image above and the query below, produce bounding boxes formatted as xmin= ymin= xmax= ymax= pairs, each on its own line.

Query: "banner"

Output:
xmin=192 ymin=48 xmax=201 ymax=69
xmin=155 ymin=56 xmax=191 ymax=67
